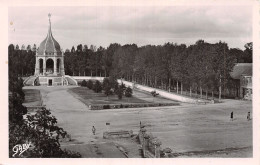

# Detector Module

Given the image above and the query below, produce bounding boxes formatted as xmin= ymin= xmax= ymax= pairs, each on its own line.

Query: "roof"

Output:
xmin=38 ymin=15 xmax=61 ymax=55
xmin=230 ymin=63 xmax=252 ymax=79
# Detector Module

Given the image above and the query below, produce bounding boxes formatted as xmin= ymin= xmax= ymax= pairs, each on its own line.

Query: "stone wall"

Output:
xmin=138 ymin=127 xmax=161 ymax=158
xmin=138 ymin=125 xmax=175 ymax=158
xmin=72 ymin=76 xmax=104 ymax=82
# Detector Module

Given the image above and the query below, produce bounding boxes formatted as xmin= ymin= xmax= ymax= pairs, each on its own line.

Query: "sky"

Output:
xmin=8 ymin=6 xmax=252 ymax=50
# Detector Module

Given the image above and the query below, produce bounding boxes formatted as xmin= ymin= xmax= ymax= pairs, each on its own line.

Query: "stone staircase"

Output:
xmin=23 ymin=76 xmax=38 ymax=86
xmin=64 ymin=75 xmax=78 ymax=86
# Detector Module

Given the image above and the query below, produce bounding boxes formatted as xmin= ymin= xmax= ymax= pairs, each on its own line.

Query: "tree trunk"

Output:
xmin=219 ymin=76 xmax=222 ymax=101
xmin=91 ymin=70 xmax=92 ymax=77
xmin=177 ymin=81 xmax=179 ymax=94
xmin=206 ymin=89 xmax=208 ymax=99
xmin=181 ymin=82 xmax=183 ymax=95
xmin=212 ymin=91 xmax=214 ymax=100
xmin=190 ymin=86 xmax=192 ymax=97
xmin=200 ymin=86 xmax=202 ymax=98
xmin=155 ymin=76 xmax=157 ymax=88
xmin=219 ymin=85 xmax=221 ymax=101
xmin=168 ymin=78 xmax=171 ymax=92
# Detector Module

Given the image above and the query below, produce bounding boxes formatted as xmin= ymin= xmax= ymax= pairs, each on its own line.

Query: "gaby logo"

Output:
xmin=12 ymin=142 xmax=31 ymax=157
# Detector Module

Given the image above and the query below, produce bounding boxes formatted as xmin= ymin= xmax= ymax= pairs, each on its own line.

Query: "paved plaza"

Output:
xmin=23 ymin=86 xmax=252 ymax=157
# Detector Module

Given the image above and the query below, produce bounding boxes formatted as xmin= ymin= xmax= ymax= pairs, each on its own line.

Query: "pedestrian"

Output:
xmin=92 ymin=126 xmax=96 ymax=135
xmin=230 ymin=111 xmax=233 ymax=121
xmin=247 ymin=112 xmax=251 ymax=121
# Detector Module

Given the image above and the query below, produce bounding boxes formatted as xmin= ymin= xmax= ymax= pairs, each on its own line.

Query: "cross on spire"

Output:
xmin=48 ymin=13 xmax=51 ymax=23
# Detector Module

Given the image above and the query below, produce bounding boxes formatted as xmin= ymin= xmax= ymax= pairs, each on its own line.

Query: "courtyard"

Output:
xmin=23 ymin=86 xmax=252 ymax=157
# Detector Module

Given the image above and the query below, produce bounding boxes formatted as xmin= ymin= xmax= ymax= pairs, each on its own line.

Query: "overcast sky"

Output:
xmin=8 ymin=6 xmax=252 ymax=50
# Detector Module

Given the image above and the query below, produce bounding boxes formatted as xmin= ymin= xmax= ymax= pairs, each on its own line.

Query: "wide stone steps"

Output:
xmin=64 ymin=76 xmax=78 ymax=85
xmin=23 ymin=76 xmax=37 ymax=86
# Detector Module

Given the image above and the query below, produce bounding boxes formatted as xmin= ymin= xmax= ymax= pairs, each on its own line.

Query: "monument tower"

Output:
xmin=34 ymin=14 xmax=66 ymax=86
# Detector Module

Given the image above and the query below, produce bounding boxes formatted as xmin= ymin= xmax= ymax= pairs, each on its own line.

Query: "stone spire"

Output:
xmin=37 ymin=13 xmax=61 ymax=55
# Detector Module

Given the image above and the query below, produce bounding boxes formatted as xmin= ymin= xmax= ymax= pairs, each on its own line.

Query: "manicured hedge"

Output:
xmin=89 ymin=102 xmax=179 ymax=110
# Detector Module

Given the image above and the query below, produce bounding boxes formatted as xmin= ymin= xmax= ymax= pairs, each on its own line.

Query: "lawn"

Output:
xmin=22 ymin=88 xmax=42 ymax=106
xmin=68 ymin=87 xmax=151 ymax=105
xmin=68 ymin=87 xmax=178 ymax=107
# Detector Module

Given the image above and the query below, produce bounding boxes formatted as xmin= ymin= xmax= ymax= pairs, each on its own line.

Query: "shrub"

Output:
xmin=93 ymin=80 xmax=102 ymax=93
xmin=103 ymin=105 xmax=110 ymax=109
xmin=125 ymin=87 xmax=133 ymax=97
xmin=116 ymin=85 xmax=124 ymax=100
xmin=86 ymin=80 xmax=93 ymax=89
xmin=81 ymin=80 xmax=87 ymax=87
xmin=151 ymin=90 xmax=159 ymax=97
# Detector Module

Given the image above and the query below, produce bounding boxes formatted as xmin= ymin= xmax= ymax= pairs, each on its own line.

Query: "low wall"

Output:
xmin=103 ymin=130 xmax=133 ymax=139
xmin=89 ymin=102 xmax=179 ymax=110
xmin=72 ymin=76 xmax=105 ymax=82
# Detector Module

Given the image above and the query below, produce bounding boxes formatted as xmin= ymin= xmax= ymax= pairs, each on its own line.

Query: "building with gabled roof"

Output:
xmin=230 ymin=63 xmax=252 ymax=100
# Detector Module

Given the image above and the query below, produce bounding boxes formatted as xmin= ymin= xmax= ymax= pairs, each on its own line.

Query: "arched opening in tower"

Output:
xmin=39 ymin=59 xmax=43 ymax=75
xmin=57 ymin=58 xmax=61 ymax=73
xmin=46 ymin=58 xmax=54 ymax=74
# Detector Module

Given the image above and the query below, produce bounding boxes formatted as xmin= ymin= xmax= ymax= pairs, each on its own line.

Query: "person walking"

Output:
xmin=230 ymin=111 xmax=233 ymax=121
xmin=92 ymin=126 xmax=96 ymax=135
xmin=247 ymin=112 xmax=251 ymax=121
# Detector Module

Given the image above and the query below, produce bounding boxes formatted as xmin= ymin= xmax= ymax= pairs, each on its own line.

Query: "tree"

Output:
xmin=103 ymin=77 xmax=112 ymax=98
xmin=71 ymin=46 xmax=75 ymax=53
xmin=9 ymin=44 xmax=15 ymax=52
xmin=151 ymin=90 xmax=159 ymax=102
xmin=243 ymin=42 xmax=252 ymax=63
xmin=116 ymin=85 xmax=124 ymax=100
xmin=21 ymin=44 xmax=25 ymax=50
xmin=32 ymin=44 xmax=37 ymax=52
xmin=125 ymin=87 xmax=133 ymax=97
xmin=15 ymin=44 xmax=19 ymax=50
xmin=93 ymin=80 xmax=102 ymax=93
xmin=83 ymin=45 xmax=88 ymax=52
xmin=10 ymin=107 xmax=81 ymax=158
xmin=76 ymin=44 xmax=83 ymax=53
xmin=81 ymin=80 xmax=87 ymax=87
xmin=27 ymin=45 xmax=31 ymax=52
xmin=8 ymin=71 xmax=81 ymax=158
xmin=86 ymin=80 xmax=93 ymax=89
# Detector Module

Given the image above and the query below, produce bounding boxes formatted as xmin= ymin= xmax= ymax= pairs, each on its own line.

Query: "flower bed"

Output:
xmin=89 ymin=102 xmax=179 ymax=110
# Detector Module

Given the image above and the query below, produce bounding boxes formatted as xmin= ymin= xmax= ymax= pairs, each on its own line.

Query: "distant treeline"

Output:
xmin=8 ymin=40 xmax=252 ymax=98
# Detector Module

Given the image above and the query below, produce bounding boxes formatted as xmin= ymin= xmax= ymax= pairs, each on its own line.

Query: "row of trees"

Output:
xmin=9 ymin=40 xmax=252 ymax=99
xmin=64 ymin=41 xmax=252 ymax=99
xmin=9 ymin=44 xmax=36 ymax=77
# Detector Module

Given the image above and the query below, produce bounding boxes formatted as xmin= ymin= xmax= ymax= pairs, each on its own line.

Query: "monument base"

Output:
xmin=37 ymin=76 xmax=66 ymax=86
